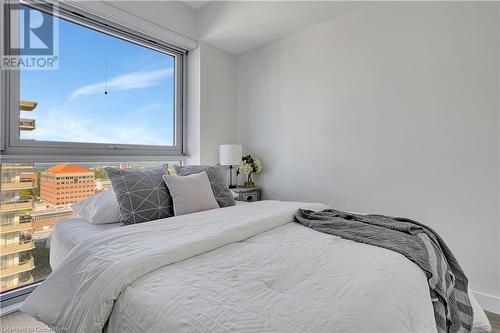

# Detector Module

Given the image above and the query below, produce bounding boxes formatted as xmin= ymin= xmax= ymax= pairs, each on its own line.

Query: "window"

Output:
xmin=2 ymin=2 xmax=187 ymax=159
xmin=0 ymin=1 xmax=190 ymax=307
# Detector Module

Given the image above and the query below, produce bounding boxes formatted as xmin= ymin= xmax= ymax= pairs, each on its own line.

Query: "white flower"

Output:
xmin=254 ymin=158 xmax=263 ymax=173
xmin=166 ymin=164 xmax=176 ymax=175
xmin=239 ymin=162 xmax=253 ymax=175
xmin=239 ymin=155 xmax=263 ymax=175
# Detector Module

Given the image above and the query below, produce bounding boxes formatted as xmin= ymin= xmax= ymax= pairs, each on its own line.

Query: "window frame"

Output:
xmin=0 ymin=283 xmax=39 ymax=310
xmin=0 ymin=0 xmax=191 ymax=310
xmin=1 ymin=1 xmax=188 ymax=162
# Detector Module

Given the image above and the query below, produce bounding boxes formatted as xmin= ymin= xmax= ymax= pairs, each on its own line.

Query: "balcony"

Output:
xmin=0 ymin=272 xmax=34 ymax=292
xmin=0 ymin=239 xmax=35 ymax=256
xmin=19 ymin=272 xmax=34 ymax=284
xmin=0 ymin=256 xmax=34 ymax=277
xmin=1 ymin=216 xmax=32 ymax=234
xmin=19 ymin=100 xmax=38 ymax=111
xmin=0 ymin=200 xmax=33 ymax=213
xmin=1 ymin=163 xmax=34 ymax=170
xmin=1 ymin=179 xmax=36 ymax=191
xmin=19 ymin=215 xmax=32 ymax=223
xmin=19 ymin=118 xmax=35 ymax=131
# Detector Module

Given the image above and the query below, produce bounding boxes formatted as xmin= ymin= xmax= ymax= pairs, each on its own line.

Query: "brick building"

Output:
xmin=40 ymin=165 xmax=95 ymax=208
xmin=31 ymin=208 xmax=74 ymax=238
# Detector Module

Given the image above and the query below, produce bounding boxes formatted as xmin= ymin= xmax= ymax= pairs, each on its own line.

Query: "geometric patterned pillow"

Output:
xmin=174 ymin=165 xmax=235 ymax=208
xmin=105 ymin=165 xmax=174 ymax=225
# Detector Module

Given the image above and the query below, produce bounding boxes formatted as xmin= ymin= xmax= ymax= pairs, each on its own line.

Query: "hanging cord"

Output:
xmin=104 ymin=40 xmax=108 ymax=95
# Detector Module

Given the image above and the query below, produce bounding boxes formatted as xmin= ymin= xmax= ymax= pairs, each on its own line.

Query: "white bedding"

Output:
xmin=107 ymin=219 xmax=437 ymax=333
xmin=24 ymin=201 xmax=489 ymax=333
xmin=50 ymin=202 xmax=250 ymax=270
xmin=50 ymin=217 xmax=121 ymax=270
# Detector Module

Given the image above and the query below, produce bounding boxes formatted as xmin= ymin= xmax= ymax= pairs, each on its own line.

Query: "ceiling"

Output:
xmin=195 ymin=1 xmax=364 ymax=54
xmin=109 ymin=1 xmax=364 ymax=54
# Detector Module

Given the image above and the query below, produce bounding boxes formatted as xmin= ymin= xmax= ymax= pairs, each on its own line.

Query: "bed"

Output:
xmin=25 ymin=200 xmax=490 ymax=333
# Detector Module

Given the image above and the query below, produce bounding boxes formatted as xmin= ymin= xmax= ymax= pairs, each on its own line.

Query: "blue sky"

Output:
xmin=20 ymin=8 xmax=175 ymax=146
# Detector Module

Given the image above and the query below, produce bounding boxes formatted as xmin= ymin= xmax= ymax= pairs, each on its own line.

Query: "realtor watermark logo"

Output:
xmin=1 ymin=2 xmax=59 ymax=70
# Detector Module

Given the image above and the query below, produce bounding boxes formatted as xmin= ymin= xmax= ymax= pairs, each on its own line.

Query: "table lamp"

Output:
xmin=219 ymin=144 xmax=242 ymax=189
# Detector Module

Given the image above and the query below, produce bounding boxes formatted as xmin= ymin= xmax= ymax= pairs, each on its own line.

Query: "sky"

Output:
xmin=20 ymin=7 xmax=175 ymax=146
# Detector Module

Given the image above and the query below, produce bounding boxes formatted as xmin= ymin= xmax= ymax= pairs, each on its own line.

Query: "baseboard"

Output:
xmin=473 ymin=290 xmax=500 ymax=314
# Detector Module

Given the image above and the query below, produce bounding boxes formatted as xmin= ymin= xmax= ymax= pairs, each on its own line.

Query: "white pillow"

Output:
xmin=71 ymin=189 xmax=122 ymax=224
xmin=163 ymin=171 xmax=219 ymax=216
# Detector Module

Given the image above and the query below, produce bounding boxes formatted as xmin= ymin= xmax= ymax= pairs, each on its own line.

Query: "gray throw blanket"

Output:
xmin=294 ymin=208 xmax=473 ymax=333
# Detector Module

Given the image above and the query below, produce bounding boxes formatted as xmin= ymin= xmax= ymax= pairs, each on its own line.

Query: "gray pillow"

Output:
xmin=174 ymin=165 xmax=235 ymax=207
xmin=105 ymin=165 xmax=174 ymax=225
xmin=163 ymin=171 xmax=219 ymax=216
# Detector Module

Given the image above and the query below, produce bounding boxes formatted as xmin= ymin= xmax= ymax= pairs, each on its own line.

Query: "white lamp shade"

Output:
xmin=219 ymin=144 xmax=242 ymax=166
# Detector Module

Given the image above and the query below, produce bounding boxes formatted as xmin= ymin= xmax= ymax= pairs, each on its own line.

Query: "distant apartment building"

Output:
xmin=31 ymin=208 xmax=74 ymax=238
xmin=40 ymin=165 xmax=95 ymax=208
xmin=0 ymin=163 xmax=36 ymax=292
xmin=95 ymin=178 xmax=112 ymax=192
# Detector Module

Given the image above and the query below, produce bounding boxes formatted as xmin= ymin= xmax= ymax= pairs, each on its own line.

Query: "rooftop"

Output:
xmin=45 ymin=164 xmax=90 ymax=174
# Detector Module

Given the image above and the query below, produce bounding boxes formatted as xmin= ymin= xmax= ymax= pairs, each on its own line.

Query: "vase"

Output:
xmin=245 ymin=173 xmax=255 ymax=188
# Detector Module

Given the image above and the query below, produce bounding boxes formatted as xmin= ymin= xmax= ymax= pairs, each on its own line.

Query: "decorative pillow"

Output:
xmin=71 ymin=189 xmax=121 ymax=224
xmin=162 ymin=171 xmax=219 ymax=216
xmin=105 ymin=165 xmax=173 ymax=225
xmin=174 ymin=165 xmax=235 ymax=207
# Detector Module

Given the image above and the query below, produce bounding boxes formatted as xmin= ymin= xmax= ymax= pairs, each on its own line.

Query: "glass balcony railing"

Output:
xmin=0 ymin=239 xmax=35 ymax=255
xmin=0 ymin=200 xmax=33 ymax=213
xmin=0 ymin=256 xmax=34 ymax=277
xmin=0 ymin=163 xmax=34 ymax=170
xmin=0 ymin=272 xmax=34 ymax=292
xmin=19 ymin=272 xmax=34 ymax=284
xmin=19 ymin=118 xmax=35 ymax=131
xmin=1 ymin=180 xmax=36 ymax=191
xmin=0 ymin=216 xmax=33 ymax=234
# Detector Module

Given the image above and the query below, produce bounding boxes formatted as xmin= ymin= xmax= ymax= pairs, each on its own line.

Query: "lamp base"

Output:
xmin=227 ymin=165 xmax=237 ymax=188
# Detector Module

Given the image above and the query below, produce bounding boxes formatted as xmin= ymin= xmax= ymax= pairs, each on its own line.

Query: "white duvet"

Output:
xmin=22 ymin=201 xmax=487 ymax=333
xmin=50 ymin=217 xmax=120 ymax=270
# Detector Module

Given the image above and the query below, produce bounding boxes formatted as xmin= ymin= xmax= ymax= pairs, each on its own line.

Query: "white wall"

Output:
xmin=199 ymin=42 xmax=238 ymax=165
xmin=237 ymin=2 xmax=500 ymax=311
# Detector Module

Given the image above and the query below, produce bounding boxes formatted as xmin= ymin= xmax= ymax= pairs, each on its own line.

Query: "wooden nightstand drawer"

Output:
xmin=232 ymin=188 xmax=260 ymax=202
xmin=241 ymin=192 xmax=258 ymax=202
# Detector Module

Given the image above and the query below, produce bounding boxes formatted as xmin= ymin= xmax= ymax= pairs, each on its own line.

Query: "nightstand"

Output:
xmin=231 ymin=187 xmax=261 ymax=202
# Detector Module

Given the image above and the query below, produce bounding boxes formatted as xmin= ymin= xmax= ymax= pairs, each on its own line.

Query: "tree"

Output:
xmin=19 ymin=187 xmax=39 ymax=199
xmin=30 ymin=244 xmax=51 ymax=281
xmin=94 ymin=170 xmax=108 ymax=179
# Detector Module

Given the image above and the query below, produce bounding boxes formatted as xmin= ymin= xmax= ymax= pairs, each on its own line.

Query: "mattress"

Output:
xmin=50 ymin=217 xmax=121 ymax=270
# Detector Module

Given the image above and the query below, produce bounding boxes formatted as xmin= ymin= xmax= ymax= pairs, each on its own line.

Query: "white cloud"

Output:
xmin=21 ymin=103 xmax=173 ymax=146
xmin=70 ymin=68 xmax=173 ymax=100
